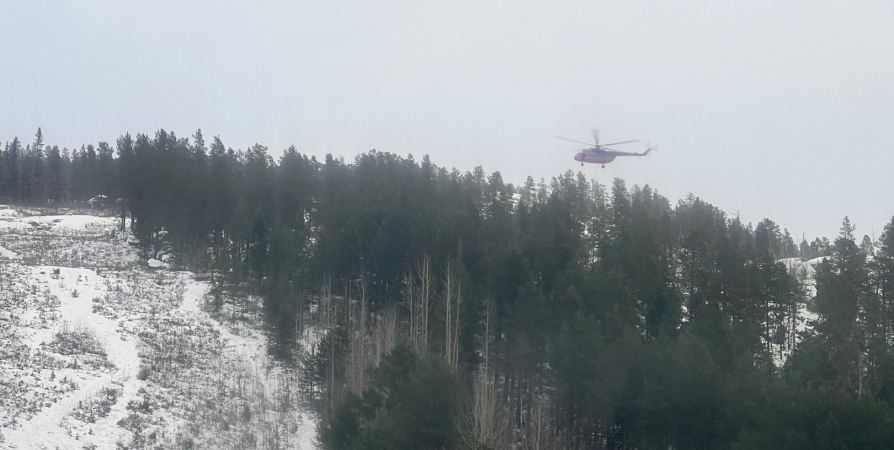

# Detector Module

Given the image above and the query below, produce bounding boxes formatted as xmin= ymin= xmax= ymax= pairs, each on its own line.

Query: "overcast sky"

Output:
xmin=1 ymin=1 xmax=892 ymax=241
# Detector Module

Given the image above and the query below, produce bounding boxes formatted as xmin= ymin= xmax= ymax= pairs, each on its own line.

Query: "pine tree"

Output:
xmin=879 ymin=218 xmax=894 ymax=347
xmin=811 ymin=217 xmax=870 ymax=394
xmin=0 ymin=142 xmax=6 ymax=198
xmin=96 ymin=141 xmax=115 ymax=197
xmin=85 ymin=144 xmax=97 ymax=200
xmin=116 ymin=133 xmax=135 ymax=228
xmin=186 ymin=129 xmax=210 ymax=245
xmin=6 ymin=137 xmax=20 ymax=200
xmin=45 ymin=145 xmax=64 ymax=202
xmin=31 ymin=128 xmax=45 ymax=202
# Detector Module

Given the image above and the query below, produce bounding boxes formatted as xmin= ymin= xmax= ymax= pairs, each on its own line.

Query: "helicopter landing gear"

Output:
xmin=581 ymin=162 xmax=584 ymax=167
xmin=601 ymin=164 xmax=605 ymax=168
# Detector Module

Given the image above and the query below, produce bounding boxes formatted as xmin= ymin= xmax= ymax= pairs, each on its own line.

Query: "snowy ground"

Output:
xmin=0 ymin=206 xmax=317 ymax=449
xmin=779 ymin=256 xmax=826 ymax=299
xmin=771 ymin=256 xmax=826 ymax=366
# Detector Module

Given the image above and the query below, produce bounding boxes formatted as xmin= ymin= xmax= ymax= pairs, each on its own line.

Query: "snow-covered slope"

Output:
xmin=768 ymin=256 xmax=828 ymax=366
xmin=778 ymin=256 xmax=828 ymax=299
xmin=0 ymin=207 xmax=317 ymax=449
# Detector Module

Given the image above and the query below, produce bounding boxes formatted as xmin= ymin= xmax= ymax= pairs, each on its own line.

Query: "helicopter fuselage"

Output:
xmin=558 ymin=130 xmax=653 ymax=167
xmin=574 ymin=149 xmax=616 ymax=165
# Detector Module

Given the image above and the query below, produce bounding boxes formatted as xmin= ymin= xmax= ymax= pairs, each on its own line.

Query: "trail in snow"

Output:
xmin=175 ymin=277 xmax=318 ymax=449
xmin=0 ymin=208 xmax=318 ymax=449
xmin=3 ymin=267 xmax=142 ymax=449
xmin=178 ymin=280 xmax=266 ymax=360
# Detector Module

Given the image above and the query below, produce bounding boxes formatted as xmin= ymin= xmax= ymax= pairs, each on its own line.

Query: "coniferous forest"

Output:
xmin=4 ymin=128 xmax=894 ymax=449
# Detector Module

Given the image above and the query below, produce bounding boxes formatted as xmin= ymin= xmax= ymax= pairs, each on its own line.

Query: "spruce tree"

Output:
xmin=811 ymin=217 xmax=870 ymax=394
xmin=6 ymin=137 xmax=20 ymax=200
xmin=31 ymin=128 xmax=45 ymax=202
xmin=46 ymin=145 xmax=63 ymax=202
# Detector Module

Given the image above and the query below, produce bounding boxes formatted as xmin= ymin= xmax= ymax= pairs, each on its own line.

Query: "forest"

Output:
xmin=3 ymin=127 xmax=894 ymax=449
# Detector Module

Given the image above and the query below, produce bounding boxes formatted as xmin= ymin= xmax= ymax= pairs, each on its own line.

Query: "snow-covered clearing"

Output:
xmin=779 ymin=255 xmax=826 ymax=333
xmin=779 ymin=256 xmax=826 ymax=299
xmin=768 ymin=256 xmax=827 ymax=366
xmin=0 ymin=207 xmax=317 ymax=449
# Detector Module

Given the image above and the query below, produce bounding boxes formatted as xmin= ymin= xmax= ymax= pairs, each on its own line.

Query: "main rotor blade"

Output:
xmin=602 ymin=139 xmax=640 ymax=146
xmin=603 ymin=148 xmax=644 ymax=156
xmin=590 ymin=129 xmax=600 ymax=145
xmin=554 ymin=135 xmax=596 ymax=147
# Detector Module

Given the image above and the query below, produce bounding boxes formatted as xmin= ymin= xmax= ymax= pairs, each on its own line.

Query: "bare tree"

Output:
xmin=453 ymin=271 xmax=462 ymax=368
xmin=405 ymin=269 xmax=419 ymax=352
xmin=317 ymin=274 xmax=333 ymax=329
xmin=416 ymin=254 xmax=433 ymax=352
xmin=443 ymin=252 xmax=463 ymax=370
xmin=459 ymin=297 xmax=510 ymax=449
xmin=346 ymin=273 xmax=370 ymax=395
xmin=372 ymin=304 xmax=398 ymax=367
xmin=526 ymin=394 xmax=556 ymax=450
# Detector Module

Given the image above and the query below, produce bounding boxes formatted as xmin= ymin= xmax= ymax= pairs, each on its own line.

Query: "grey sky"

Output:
xmin=2 ymin=1 xmax=893 ymax=241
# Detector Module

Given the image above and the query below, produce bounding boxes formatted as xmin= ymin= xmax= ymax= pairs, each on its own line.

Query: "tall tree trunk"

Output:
xmin=406 ymin=270 xmax=417 ymax=352
xmin=453 ymin=272 xmax=462 ymax=369
xmin=417 ymin=254 xmax=432 ymax=352
xmin=445 ymin=256 xmax=454 ymax=367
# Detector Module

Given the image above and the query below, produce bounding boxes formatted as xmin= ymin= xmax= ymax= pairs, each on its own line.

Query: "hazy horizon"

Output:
xmin=2 ymin=1 xmax=892 ymax=241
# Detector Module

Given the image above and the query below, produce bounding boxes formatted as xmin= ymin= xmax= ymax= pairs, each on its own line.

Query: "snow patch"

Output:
xmin=0 ymin=244 xmax=17 ymax=259
xmin=781 ymin=256 xmax=828 ymax=298
xmin=147 ymin=258 xmax=167 ymax=269
xmin=0 ymin=214 xmax=119 ymax=234
xmin=28 ymin=214 xmax=117 ymax=230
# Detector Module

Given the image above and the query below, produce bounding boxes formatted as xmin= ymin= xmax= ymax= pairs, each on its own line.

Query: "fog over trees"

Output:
xmin=4 ymin=128 xmax=894 ymax=449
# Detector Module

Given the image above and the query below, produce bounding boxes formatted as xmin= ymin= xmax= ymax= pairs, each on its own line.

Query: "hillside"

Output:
xmin=0 ymin=206 xmax=317 ymax=449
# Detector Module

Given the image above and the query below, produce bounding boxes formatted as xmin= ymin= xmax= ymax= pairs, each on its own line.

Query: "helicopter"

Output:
xmin=555 ymin=129 xmax=656 ymax=168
